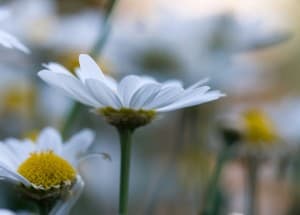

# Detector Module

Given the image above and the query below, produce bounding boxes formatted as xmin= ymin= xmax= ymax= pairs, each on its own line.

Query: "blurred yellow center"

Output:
xmin=18 ymin=151 xmax=76 ymax=190
xmin=243 ymin=109 xmax=277 ymax=144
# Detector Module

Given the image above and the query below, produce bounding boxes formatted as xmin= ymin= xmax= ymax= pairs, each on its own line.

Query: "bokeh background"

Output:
xmin=0 ymin=0 xmax=300 ymax=214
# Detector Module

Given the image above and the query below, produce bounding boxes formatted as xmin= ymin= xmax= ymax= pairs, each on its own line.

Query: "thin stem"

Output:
xmin=201 ymin=147 xmax=231 ymax=215
xmin=90 ymin=0 xmax=119 ymax=57
xmin=61 ymin=102 xmax=83 ymax=139
xmin=37 ymin=200 xmax=52 ymax=215
xmin=118 ymin=128 xmax=133 ymax=215
xmin=61 ymin=0 xmax=120 ymax=138
xmin=246 ymin=158 xmax=258 ymax=215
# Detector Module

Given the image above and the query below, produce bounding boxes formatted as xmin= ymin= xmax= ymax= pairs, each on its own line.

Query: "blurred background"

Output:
xmin=0 ymin=0 xmax=300 ymax=214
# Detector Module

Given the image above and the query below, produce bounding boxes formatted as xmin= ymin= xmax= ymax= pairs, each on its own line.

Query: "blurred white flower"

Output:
xmin=0 ymin=8 xmax=29 ymax=53
xmin=267 ymin=98 xmax=300 ymax=147
xmin=38 ymin=54 xmax=224 ymax=113
xmin=0 ymin=127 xmax=94 ymax=214
xmin=46 ymin=11 xmax=103 ymax=52
xmin=103 ymin=12 xmax=287 ymax=95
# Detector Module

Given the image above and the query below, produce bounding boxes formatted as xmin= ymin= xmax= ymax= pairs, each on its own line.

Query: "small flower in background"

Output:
xmin=0 ymin=127 xmax=94 ymax=214
xmin=0 ymin=8 xmax=29 ymax=53
xmin=38 ymin=54 xmax=225 ymax=129
xmin=242 ymin=109 xmax=278 ymax=146
xmin=218 ymin=107 xmax=279 ymax=150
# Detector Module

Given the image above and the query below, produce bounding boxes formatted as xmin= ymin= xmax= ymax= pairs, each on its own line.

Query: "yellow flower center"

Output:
xmin=243 ymin=109 xmax=277 ymax=144
xmin=18 ymin=151 xmax=76 ymax=190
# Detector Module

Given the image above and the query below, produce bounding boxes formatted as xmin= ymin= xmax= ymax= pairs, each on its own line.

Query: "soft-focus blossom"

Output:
xmin=103 ymin=12 xmax=288 ymax=95
xmin=218 ymin=107 xmax=279 ymax=150
xmin=0 ymin=127 xmax=94 ymax=209
xmin=242 ymin=109 xmax=278 ymax=145
xmin=0 ymin=8 xmax=29 ymax=53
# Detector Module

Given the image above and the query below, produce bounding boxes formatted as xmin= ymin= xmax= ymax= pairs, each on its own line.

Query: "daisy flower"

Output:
xmin=0 ymin=127 xmax=94 ymax=214
xmin=38 ymin=54 xmax=225 ymax=129
xmin=0 ymin=8 xmax=29 ymax=53
xmin=38 ymin=54 xmax=224 ymax=215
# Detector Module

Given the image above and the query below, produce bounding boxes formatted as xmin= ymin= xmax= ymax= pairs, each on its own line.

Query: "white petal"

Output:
xmin=104 ymin=75 xmax=118 ymax=91
xmin=0 ymin=30 xmax=29 ymax=53
xmin=145 ymin=85 xmax=184 ymax=109
xmin=43 ymin=63 xmax=72 ymax=76
xmin=37 ymin=127 xmax=62 ymax=153
xmin=187 ymin=78 xmax=210 ymax=90
xmin=162 ymin=80 xmax=183 ymax=88
xmin=157 ymin=90 xmax=225 ymax=112
xmin=85 ymin=79 xmax=122 ymax=108
xmin=50 ymin=175 xmax=84 ymax=215
xmin=62 ymin=129 xmax=95 ymax=166
xmin=2 ymin=139 xmax=34 ymax=166
xmin=38 ymin=70 xmax=101 ymax=107
xmin=129 ymin=83 xmax=161 ymax=109
xmin=0 ymin=161 xmax=31 ymax=187
xmin=117 ymin=75 xmax=145 ymax=107
xmin=0 ymin=144 xmax=19 ymax=169
xmin=78 ymin=54 xmax=105 ymax=81
xmin=0 ymin=209 xmax=17 ymax=215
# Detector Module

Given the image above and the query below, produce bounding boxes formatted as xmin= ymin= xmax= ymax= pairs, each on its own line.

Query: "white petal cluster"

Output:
xmin=0 ymin=127 xmax=94 ymax=187
xmin=38 ymin=54 xmax=225 ymax=112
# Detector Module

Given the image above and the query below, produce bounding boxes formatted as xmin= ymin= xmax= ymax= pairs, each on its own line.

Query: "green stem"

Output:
xmin=90 ymin=0 xmax=119 ymax=57
xmin=201 ymin=147 xmax=231 ymax=215
xmin=37 ymin=200 xmax=52 ymax=215
xmin=61 ymin=0 xmax=119 ymax=138
xmin=61 ymin=102 xmax=83 ymax=139
xmin=118 ymin=128 xmax=133 ymax=215
xmin=246 ymin=158 xmax=258 ymax=215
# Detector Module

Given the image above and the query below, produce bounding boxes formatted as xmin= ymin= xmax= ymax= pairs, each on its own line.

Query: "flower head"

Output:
xmin=242 ymin=109 xmax=278 ymax=144
xmin=38 ymin=54 xmax=224 ymax=128
xmin=0 ymin=127 xmax=94 ymax=200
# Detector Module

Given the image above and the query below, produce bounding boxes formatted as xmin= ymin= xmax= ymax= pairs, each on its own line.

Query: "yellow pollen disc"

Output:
xmin=18 ymin=151 xmax=76 ymax=190
xmin=243 ymin=109 xmax=277 ymax=144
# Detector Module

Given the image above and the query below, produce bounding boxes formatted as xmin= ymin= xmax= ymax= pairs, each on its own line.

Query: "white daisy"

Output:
xmin=38 ymin=54 xmax=224 ymax=128
xmin=0 ymin=8 xmax=29 ymax=53
xmin=0 ymin=127 xmax=94 ymax=204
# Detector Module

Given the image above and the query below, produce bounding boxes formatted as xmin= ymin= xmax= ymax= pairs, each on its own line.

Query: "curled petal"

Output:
xmin=50 ymin=175 xmax=84 ymax=215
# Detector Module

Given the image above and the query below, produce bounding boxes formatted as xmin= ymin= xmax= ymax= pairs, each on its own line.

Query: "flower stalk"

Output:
xmin=36 ymin=199 xmax=53 ymax=215
xmin=118 ymin=128 xmax=134 ymax=215
xmin=200 ymin=128 xmax=238 ymax=215
xmin=201 ymin=147 xmax=231 ymax=215
xmin=246 ymin=157 xmax=258 ymax=215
